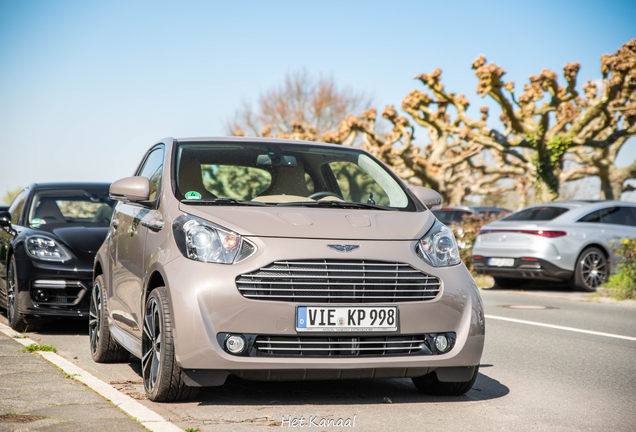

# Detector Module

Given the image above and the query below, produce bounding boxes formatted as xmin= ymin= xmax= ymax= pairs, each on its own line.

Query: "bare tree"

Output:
xmin=227 ymin=69 xmax=371 ymax=139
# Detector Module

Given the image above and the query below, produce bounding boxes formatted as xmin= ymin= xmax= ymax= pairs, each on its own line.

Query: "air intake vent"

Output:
xmin=235 ymin=240 xmax=256 ymax=263
xmin=236 ymin=260 xmax=441 ymax=303
xmin=254 ymin=334 xmax=428 ymax=357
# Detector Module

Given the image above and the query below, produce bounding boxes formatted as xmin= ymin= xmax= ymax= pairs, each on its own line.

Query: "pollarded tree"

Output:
xmin=470 ymin=39 xmax=636 ymax=200
xmin=320 ymin=103 xmax=515 ymax=206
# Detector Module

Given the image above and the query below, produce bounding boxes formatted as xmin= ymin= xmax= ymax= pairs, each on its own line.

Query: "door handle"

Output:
xmin=111 ymin=219 xmax=119 ymax=229
xmin=141 ymin=219 xmax=164 ymax=232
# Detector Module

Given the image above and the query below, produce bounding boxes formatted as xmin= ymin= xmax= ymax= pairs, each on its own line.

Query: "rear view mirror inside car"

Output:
xmin=256 ymin=153 xmax=297 ymax=167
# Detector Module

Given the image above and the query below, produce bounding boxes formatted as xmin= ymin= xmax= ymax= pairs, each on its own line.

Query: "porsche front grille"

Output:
xmin=236 ymin=260 xmax=441 ymax=303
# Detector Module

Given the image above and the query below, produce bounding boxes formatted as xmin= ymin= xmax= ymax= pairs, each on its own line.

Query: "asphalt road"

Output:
xmin=2 ymin=286 xmax=635 ymax=432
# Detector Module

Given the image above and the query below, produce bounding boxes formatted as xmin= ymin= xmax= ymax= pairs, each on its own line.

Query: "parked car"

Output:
xmin=472 ymin=200 xmax=636 ymax=291
xmin=0 ymin=183 xmax=115 ymax=331
xmin=90 ymin=137 xmax=485 ymax=401
xmin=433 ymin=206 xmax=510 ymax=226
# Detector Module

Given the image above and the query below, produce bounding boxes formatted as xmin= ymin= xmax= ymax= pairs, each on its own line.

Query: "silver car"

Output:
xmin=472 ymin=200 xmax=636 ymax=291
xmin=90 ymin=137 xmax=485 ymax=402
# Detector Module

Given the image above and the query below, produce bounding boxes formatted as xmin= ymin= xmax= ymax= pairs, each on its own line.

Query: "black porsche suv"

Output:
xmin=0 ymin=183 xmax=114 ymax=331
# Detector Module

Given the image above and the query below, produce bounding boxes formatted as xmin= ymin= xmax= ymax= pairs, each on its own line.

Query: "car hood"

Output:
xmin=179 ymin=204 xmax=434 ymax=240
xmin=35 ymin=225 xmax=109 ymax=253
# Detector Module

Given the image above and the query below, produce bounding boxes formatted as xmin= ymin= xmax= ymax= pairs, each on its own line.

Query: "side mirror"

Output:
xmin=0 ymin=210 xmax=11 ymax=228
xmin=110 ymin=177 xmax=150 ymax=202
xmin=411 ymin=186 xmax=442 ymax=210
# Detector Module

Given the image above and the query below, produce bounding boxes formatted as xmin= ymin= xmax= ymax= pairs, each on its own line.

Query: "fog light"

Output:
xmin=35 ymin=290 xmax=49 ymax=302
xmin=226 ymin=335 xmax=246 ymax=354
xmin=434 ymin=335 xmax=449 ymax=352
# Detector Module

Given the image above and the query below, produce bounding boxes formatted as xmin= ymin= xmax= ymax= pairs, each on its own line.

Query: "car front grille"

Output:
xmin=235 ymin=260 xmax=441 ymax=303
xmin=254 ymin=334 xmax=427 ymax=357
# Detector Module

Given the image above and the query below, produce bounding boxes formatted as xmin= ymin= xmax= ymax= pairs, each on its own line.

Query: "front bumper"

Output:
xmin=15 ymin=255 xmax=92 ymax=318
xmin=472 ymin=256 xmax=573 ymax=281
xmin=160 ymin=237 xmax=485 ymax=380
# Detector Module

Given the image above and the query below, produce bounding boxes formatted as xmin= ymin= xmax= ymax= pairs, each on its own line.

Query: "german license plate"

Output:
xmin=296 ymin=306 xmax=397 ymax=332
xmin=488 ymin=257 xmax=515 ymax=267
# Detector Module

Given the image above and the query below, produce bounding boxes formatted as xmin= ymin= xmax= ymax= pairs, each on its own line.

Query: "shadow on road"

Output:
xmin=188 ymin=370 xmax=509 ymax=406
xmin=5 ymin=315 xmax=510 ymax=407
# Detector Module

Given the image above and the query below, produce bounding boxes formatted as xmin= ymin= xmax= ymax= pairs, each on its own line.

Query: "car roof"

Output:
xmin=520 ymin=200 xmax=634 ymax=210
xmin=436 ymin=206 xmax=509 ymax=212
xmin=175 ymin=136 xmax=351 ymax=151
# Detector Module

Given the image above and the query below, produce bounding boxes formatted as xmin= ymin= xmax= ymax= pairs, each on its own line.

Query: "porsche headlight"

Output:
xmin=417 ymin=220 xmax=461 ymax=267
xmin=26 ymin=236 xmax=72 ymax=262
xmin=173 ymin=214 xmax=253 ymax=264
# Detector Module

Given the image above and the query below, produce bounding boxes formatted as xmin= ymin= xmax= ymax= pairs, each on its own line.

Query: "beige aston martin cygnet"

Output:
xmin=90 ymin=137 xmax=485 ymax=402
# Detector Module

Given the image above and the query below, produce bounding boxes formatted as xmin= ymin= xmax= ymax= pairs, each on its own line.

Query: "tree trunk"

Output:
xmin=598 ymin=165 xmax=616 ymax=200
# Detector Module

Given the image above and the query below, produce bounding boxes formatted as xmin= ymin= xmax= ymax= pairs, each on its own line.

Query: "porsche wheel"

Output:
xmin=7 ymin=257 xmax=32 ymax=332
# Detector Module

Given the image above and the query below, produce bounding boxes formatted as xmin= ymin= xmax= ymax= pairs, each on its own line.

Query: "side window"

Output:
xmin=8 ymin=190 xmax=27 ymax=225
xmin=328 ymin=161 xmax=390 ymax=206
xmin=304 ymin=173 xmax=315 ymax=194
xmin=137 ymin=147 xmax=164 ymax=201
xmin=578 ymin=209 xmax=602 ymax=223
xmin=603 ymin=206 xmax=636 ymax=226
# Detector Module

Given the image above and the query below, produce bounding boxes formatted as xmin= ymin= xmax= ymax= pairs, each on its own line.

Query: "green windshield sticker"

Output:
xmin=185 ymin=191 xmax=202 ymax=200
xmin=31 ymin=218 xmax=46 ymax=226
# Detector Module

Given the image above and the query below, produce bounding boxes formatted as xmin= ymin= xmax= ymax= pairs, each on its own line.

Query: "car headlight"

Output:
xmin=173 ymin=214 xmax=254 ymax=264
xmin=25 ymin=236 xmax=72 ymax=262
xmin=417 ymin=220 xmax=461 ymax=267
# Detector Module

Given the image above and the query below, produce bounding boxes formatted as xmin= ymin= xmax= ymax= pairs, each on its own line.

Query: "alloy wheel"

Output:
xmin=142 ymin=297 xmax=162 ymax=393
xmin=7 ymin=260 xmax=16 ymax=324
xmin=580 ymin=250 xmax=607 ymax=289
xmin=89 ymin=283 xmax=101 ymax=354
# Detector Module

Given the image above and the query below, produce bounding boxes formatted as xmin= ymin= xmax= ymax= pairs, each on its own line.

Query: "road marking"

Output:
xmin=0 ymin=323 xmax=184 ymax=432
xmin=485 ymin=314 xmax=636 ymax=341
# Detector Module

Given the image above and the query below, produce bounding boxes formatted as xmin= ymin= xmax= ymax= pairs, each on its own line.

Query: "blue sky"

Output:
xmin=1 ymin=0 xmax=635 ymax=200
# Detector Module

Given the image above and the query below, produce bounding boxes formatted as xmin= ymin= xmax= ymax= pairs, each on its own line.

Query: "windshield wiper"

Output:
xmin=276 ymin=201 xmax=393 ymax=210
xmin=180 ymin=198 xmax=268 ymax=206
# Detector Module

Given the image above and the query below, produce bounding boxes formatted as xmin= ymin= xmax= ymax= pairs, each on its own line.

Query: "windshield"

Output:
xmin=28 ymin=189 xmax=115 ymax=226
xmin=174 ymin=142 xmax=413 ymax=210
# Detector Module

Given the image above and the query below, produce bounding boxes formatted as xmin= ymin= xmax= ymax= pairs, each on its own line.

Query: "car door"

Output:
xmin=600 ymin=206 xmax=636 ymax=264
xmin=110 ymin=146 xmax=165 ymax=337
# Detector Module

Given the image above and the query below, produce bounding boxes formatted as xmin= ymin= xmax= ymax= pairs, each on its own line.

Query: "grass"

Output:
xmin=20 ymin=344 xmax=58 ymax=353
xmin=63 ymin=373 xmax=79 ymax=379
xmin=604 ymin=270 xmax=636 ymax=300
xmin=185 ymin=429 xmax=200 ymax=432
xmin=13 ymin=328 xmax=29 ymax=339
xmin=473 ymin=274 xmax=494 ymax=289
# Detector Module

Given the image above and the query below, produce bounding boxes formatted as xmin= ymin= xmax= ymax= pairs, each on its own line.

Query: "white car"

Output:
xmin=472 ymin=200 xmax=636 ymax=291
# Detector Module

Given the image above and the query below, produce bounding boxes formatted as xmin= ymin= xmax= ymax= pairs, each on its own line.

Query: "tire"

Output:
xmin=142 ymin=287 xmax=198 ymax=402
xmin=571 ymin=247 xmax=608 ymax=292
xmin=412 ymin=366 xmax=480 ymax=396
xmin=89 ymin=275 xmax=130 ymax=363
xmin=494 ymin=277 xmax=524 ymax=289
xmin=7 ymin=256 xmax=40 ymax=332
